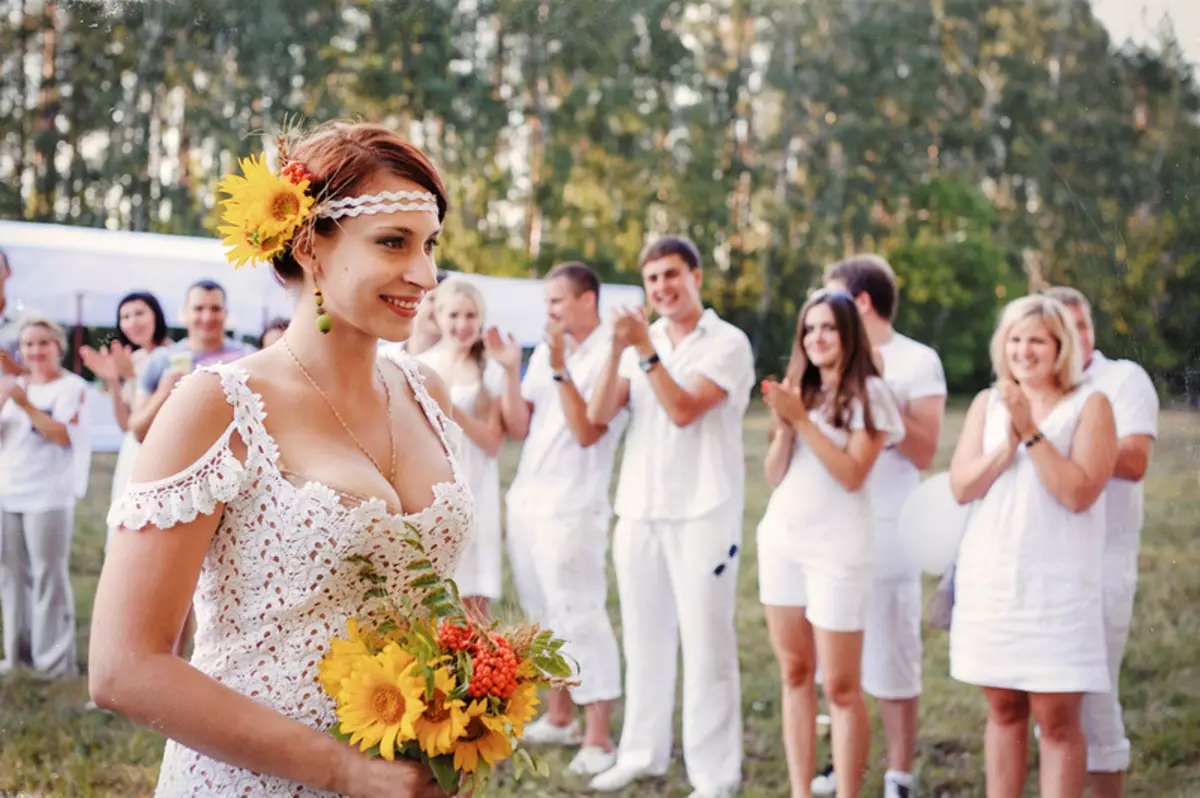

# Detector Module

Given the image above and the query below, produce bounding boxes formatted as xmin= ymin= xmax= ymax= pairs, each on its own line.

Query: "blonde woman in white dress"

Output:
xmin=416 ymin=277 xmax=506 ymax=620
xmin=949 ymin=294 xmax=1117 ymax=798
xmin=89 ymin=123 xmax=472 ymax=798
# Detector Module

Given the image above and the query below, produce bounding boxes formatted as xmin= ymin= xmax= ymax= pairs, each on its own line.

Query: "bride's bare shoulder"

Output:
xmin=413 ymin=359 xmax=453 ymax=418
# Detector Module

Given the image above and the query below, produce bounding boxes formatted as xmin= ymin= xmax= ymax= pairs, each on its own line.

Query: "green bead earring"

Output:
xmin=314 ymin=286 xmax=333 ymax=334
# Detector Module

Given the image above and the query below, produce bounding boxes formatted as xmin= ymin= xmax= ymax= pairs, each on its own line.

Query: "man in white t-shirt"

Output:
xmin=1044 ymin=286 xmax=1157 ymax=798
xmin=586 ymin=236 xmax=754 ymax=798
xmin=817 ymin=254 xmax=947 ymax=798
xmin=496 ymin=262 xmax=628 ymax=777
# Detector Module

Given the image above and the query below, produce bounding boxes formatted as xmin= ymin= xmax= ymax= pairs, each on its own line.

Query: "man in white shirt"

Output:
xmin=497 ymin=262 xmax=627 ymax=777
xmin=817 ymin=254 xmax=947 ymax=798
xmin=586 ymin=236 xmax=754 ymax=798
xmin=1044 ymin=286 xmax=1158 ymax=798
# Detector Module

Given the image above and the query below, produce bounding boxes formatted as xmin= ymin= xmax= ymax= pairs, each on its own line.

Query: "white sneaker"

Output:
xmin=589 ymin=763 xmax=650 ymax=792
xmin=567 ymin=745 xmax=617 ymax=776
xmin=817 ymin=712 xmax=832 ymax=737
xmin=884 ymin=771 xmax=914 ymax=798
xmin=810 ymin=763 xmax=836 ymax=796
xmin=522 ymin=715 xmax=583 ymax=746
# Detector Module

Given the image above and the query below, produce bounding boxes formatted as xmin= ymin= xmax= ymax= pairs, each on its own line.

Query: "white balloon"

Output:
xmin=897 ymin=471 xmax=974 ymax=576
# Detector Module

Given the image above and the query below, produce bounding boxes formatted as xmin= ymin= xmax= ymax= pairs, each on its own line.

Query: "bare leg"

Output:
xmin=545 ymin=686 xmax=574 ymax=726
xmin=766 ymin=606 xmax=818 ymax=798
xmin=1032 ymin=692 xmax=1086 ymax=798
xmin=813 ymin=626 xmax=869 ymax=798
xmin=878 ymin=696 xmax=918 ymax=774
xmin=583 ymin=699 xmax=615 ymax=751
xmin=1087 ymin=771 xmax=1125 ymax=798
xmin=982 ymin=687 xmax=1031 ymax=798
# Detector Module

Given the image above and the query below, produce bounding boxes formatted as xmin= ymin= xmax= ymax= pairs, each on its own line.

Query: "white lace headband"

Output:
xmin=316 ymin=189 xmax=440 ymax=220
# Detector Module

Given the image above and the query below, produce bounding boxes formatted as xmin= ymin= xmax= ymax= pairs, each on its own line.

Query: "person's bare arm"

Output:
xmin=949 ymin=390 xmax=1017 ymax=504
xmin=895 ymin=394 xmax=945 ymax=471
xmin=91 ymin=373 xmax=445 ymax=798
xmin=453 ymin=393 xmax=504 ymax=457
xmin=763 ymin=417 xmax=795 ymax=489
xmin=1023 ymin=393 xmax=1117 ymax=513
xmin=7 ymin=382 xmax=72 ymax=446
xmin=1112 ymin=434 xmax=1153 ymax=482
xmin=128 ymin=372 xmax=182 ymax=443
xmin=587 ymin=345 xmax=630 ymax=427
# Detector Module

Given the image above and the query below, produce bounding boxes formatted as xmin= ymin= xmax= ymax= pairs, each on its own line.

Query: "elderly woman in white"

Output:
xmin=0 ymin=317 xmax=91 ymax=677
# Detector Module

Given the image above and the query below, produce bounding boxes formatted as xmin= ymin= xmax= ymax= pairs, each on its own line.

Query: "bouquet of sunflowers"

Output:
xmin=317 ymin=536 xmax=575 ymax=795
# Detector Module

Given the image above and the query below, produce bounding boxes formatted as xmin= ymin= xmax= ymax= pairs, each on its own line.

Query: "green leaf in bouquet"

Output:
xmin=364 ymin=587 xmax=388 ymax=600
xmin=408 ymin=573 xmax=442 ymax=590
xmin=428 ymin=753 xmax=460 ymax=794
xmin=528 ymin=750 xmax=551 ymax=778
xmin=343 ymin=554 xmax=373 ymax=565
xmin=375 ymin=619 xmax=398 ymax=637
xmin=406 ymin=558 xmax=436 ymax=572
xmin=512 ymin=746 xmax=535 ymax=781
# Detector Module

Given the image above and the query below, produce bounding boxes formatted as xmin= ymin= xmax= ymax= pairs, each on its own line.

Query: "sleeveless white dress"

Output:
xmin=107 ymin=353 xmax=474 ymax=797
xmin=415 ymin=346 xmax=504 ymax=602
xmin=950 ymin=385 xmax=1109 ymax=693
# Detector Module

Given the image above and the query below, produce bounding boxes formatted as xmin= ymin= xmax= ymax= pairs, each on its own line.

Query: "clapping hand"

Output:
xmin=611 ymin=306 xmax=651 ymax=352
xmin=0 ymin=350 xmax=22 ymax=377
xmin=997 ymin=379 xmax=1036 ymax=439
xmin=483 ymin=326 xmax=522 ymax=372
xmin=546 ymin=320 xmax=567 ymax=372
xmin=761 ymin=378 xmax=809 ymax=427
xmin=81 ymin=341 xmax=135 ymax=385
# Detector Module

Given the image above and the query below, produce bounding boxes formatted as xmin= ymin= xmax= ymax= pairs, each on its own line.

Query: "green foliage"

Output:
xmin=0 ymin=1 xmax=1196 ymax=392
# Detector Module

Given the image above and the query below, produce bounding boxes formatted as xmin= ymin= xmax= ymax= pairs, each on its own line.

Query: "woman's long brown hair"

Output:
xmin=782 ymin=289 xmax=881 ymax=433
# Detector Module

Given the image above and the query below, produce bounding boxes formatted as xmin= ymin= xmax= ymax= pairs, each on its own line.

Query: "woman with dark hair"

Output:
xmin=89 ymin=122 xmax=469 ymax=798
xmin=259 ymin=316 xmax=290 ymax=349
xmin=80 ymin=292 xmax=170 ymax=554
xmin=758 ymin=289 xmax=904 ymax=797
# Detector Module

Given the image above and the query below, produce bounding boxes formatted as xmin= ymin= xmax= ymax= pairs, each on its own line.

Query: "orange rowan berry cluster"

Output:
xmin=438 ymin=621 xmax=474 ymax=653
xmin=468 ymin=635 xmax=519 ymax=700
xmin=282 ymin=160 xmax=315 ymax=185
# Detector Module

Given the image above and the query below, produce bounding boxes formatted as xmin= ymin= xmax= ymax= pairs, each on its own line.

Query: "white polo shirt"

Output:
xmin=868 ymin=332 xmax=948 ymax=579
xmin=1086 ymin=351 xmax=1159 ymax=585
xmin=613 ymin=309 xmax=754 ymax=522
xmin=507 ymin=325 xmax=628 ymax=518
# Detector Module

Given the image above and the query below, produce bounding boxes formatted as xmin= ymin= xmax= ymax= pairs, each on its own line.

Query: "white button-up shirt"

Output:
xmin=614 ymin=309 xmax=754 ymax=522
xmin=1086 ymin=350 xmax=1159 ymax=585
xmin=507 ymin=325 xmax=628 ymax=517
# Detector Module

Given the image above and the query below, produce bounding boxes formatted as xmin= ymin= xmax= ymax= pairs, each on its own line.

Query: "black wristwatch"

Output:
xmin=552 ymin=369 xmax=571 ymax=384
xmin=1023 ymin=430 xmax=1045 ymax=448
xmin=639 ymin=351 xmax=661 ymax=373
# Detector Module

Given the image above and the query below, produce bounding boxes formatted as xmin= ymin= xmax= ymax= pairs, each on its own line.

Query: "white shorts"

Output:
xmin=861 ymin=577 xmax=923 ymax=699
xmin=758 ymin=546 xmax=871 ymax=633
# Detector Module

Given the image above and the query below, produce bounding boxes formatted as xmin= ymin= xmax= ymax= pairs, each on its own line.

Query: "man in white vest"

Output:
xmin=1045 ymin=286 xmax=1158 ymax=798
xmin=815 ymin=254 xmax=947 ymax=798
xmin=586 ymin=236 xmax=754 ymax=798
xmin=497 ymin=262 xmax=627 ymax=777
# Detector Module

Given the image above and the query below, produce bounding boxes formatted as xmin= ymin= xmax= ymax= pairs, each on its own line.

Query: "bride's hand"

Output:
xmin=340 ymin=754 xmax=452 ymax=798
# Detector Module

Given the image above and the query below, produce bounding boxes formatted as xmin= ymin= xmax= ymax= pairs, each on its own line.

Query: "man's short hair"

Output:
xmin=639 ymin=235 xmax=701 ymax=271
xmin=187 ymin=279 xmax=227 ymax=302
xmin=824 ymin=254 xmax=899 ymax=320
xmin=1042 ymin=286 xmax=1093 ymax=330
xmin=546 ymin=261 xmax=601 ymax=303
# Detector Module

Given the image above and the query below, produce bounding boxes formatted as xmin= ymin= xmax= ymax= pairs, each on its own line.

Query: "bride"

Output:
xmin=88 ymin=123 xmax=472 ymax=798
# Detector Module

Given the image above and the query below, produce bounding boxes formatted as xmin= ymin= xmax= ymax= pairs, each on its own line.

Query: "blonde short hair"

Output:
xmin=434 ymin=276 xmax=487 ymax=325
xmin=19 ymin=316 xmax=68 ymax=357
xmin=989 ymin=295 xmax=1082 ymax=390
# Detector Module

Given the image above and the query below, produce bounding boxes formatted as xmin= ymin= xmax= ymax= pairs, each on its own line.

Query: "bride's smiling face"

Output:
xmin=306 ymin=170 xmax=441 ymax=343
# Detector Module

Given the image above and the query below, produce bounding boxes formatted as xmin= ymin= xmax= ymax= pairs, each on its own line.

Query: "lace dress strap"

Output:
xmin=106 ymin=365 xmax=270 ymax=532
xmin=379 ymin=349 xmax=465 ymax=479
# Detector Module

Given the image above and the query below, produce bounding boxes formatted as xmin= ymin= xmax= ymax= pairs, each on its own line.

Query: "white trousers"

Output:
xmin=612 ymin=505 xmax=743 ymax=794
xmin=1081 ymin=578 xmax=1136 ymax=772
xmin=508 ymin=507 xmax=621 ymax=705
xmin=0 ymin=508 xmax=78 ymax=677
xmin=505 ymin=502 xmax=545 ymax=621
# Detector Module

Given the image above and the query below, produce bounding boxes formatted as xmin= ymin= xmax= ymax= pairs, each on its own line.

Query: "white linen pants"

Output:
xmin=508 ymin=507 xmax=621 ymax=705
xmin=611 ymin=504 xmax=743 ymax=794
xmin=0 ymin=507 xmax=77 ymax=677
xmin=1081 ymin=575 xmax=1136 ymax=772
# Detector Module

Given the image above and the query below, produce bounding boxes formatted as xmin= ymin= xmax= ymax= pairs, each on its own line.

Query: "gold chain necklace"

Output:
xmin=281 ymin=336 xmax=396 ymax=485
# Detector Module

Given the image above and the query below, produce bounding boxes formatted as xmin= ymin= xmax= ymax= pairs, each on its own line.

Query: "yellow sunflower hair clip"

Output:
xmin=217 ymin=136 xmax=317 ymax=269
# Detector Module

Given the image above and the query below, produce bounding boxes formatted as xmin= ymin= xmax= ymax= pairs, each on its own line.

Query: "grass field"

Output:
xmin=1 ymin=403 xmax=1198 ymax=797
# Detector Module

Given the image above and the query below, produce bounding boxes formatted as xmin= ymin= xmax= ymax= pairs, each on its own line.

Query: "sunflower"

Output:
xmin=452 ymin=700 xmax=513 ymax=773
xmin=318 ymin=618 xmax=377 ymax=700
xmin=504 ymin=681 xmax=541 ymax=737
xmin=413 ymin=666 xmax=470 ymax=756
xmin=216 ymin=153 xmax=314 ymax=267
xmin=335 ymin=643 xmax=426 ymax=761
xmin=217 ymin=220 xmax=289 ymax=269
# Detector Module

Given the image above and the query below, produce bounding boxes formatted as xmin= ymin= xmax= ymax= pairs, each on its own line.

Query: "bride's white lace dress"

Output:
xmin=107 ymin=352 xmax=474 ymax=797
